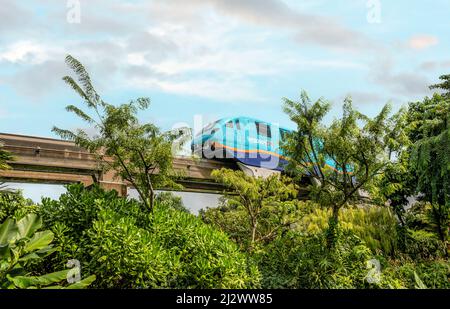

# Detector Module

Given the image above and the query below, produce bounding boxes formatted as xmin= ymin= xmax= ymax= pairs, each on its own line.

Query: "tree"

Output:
xmin=53 ymin=55 xmax=189 ymax=212
xmin=0 ymin=142 xmax=13 ymax=192
xmin=429 ymin=74 xmax=450 ymax=98
xmin=373 ymin=110 xmax=412 ymax=220
xmin=210 ymin=168 xmax=300 ymax=250
xmin=408 ymin=93 xmax=450 ymax=249
xmin=0 ymin=142 xmax=12 ymax=170
xmin=282 ymin=91 xmax=392 ymax=247
xmin=367 ymin=108 xmax=419 ymax=253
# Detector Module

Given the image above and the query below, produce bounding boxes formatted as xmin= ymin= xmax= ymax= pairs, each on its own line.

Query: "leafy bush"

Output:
xmin=155 ymin=191 xmax=189 ymax=213
xmin=381 ymin=259 xmax=450 ymax=289
xmin=201 ymin=197 xmax=309 ymax=252
xmin=38 ymin=184 xmax=260 ymax=288
xmin=0 ymin=191 xmax=37 ymax=222
xmin=255 ymin=229 xmax=377 ymax=289
xmin=296 ymin=206 xmax=399 ymax=256
xmin=85 ymin=207 xmax=178 ymax=288
xmin=153 ymin=201 xmax=260 ymax=288
xmin=0 ymin=213 xmax=95 ymax=289
xmin=404 ymin=230 xmax=446 ymax=259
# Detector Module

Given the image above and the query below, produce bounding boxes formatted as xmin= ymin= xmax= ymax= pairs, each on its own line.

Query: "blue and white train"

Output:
xmin=191 ymin=116 xmax=347 ymax=176
xmin=191 ymin=116 xmax=290 ymax=172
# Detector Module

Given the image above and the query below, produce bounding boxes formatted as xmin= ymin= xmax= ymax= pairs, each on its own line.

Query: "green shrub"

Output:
xmin=0 ymin=191 xmax=37 ymax=222
xmin=38 ymin=184 xmax=260 ymax=288
xmin=381 ymin=259 xmax=450 ymax=289
xmin=153 ymin=201 xmax=260 ymax=288
xmin=297 ymin=206 xmax=399 ymax=256
xmin=256 ymin=229 xmax=377 ymax=289
xmin=155 ymin=191 xmax=189 ymax=213
xmin=405 ymin=230 xmax=446 ymax=259
xmin=85 ymin=208 xmax=179 ymax=288
xmin=0 ymin=213 xmax=95 ymax=289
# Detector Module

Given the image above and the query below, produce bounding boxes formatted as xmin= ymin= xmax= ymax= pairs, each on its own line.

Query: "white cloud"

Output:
xmin=407 ymin=35 xmax=439 ymax=50
xmin=128 ymin=76 xmax=264 ymax=103
xmin=0 ymin=41 xmax=61 ymax=64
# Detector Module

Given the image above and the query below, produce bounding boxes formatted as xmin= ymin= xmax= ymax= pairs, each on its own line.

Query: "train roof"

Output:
xmin=216 ymin=116 xmax=292 ymax=131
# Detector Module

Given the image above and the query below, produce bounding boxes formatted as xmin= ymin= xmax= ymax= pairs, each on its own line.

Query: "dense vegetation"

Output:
xmin=0 ymin=57 xmax=448 ymax=289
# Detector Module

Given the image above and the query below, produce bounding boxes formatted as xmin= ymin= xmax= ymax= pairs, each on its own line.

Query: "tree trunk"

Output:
xmin=326 ymin=206 xmax=340 ymax=249
xmin=251 ymin=221 xmax=257 ymax=244
xmin=249 ymin=216 xmax=258 ymax=252
xmin=149 ymin=188 xmax=155 ymax=213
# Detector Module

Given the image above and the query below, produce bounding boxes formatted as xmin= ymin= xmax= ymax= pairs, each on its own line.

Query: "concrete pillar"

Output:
xmin=99 ymin=181 xmax=128 ymax=197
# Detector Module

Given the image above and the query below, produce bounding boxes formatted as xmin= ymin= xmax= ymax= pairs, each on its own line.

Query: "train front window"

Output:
xmin=235 ymin=120 xmax=241 ymax=130
xmin=256 ymin=122 xmax=271 ymax=138
xmin=197 ymin=120 xmax=220 ymax=136
xmin=225 ymin=120 xmax=234 ymax=129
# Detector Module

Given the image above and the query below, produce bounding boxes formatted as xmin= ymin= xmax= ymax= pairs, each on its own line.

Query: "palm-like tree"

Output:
xmin=0 ymin=142 xmax=13 ymax=192
xmin=0 ymin=142 xmax=12 ymax=170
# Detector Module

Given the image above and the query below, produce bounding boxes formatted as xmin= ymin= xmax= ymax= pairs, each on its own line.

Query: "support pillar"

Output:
xmin=99 ymin=181 xmax=128 ymax=197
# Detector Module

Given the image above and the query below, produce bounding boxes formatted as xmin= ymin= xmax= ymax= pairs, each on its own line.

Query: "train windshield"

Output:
xmin=196 ymin=120 xmax=220 ymax=136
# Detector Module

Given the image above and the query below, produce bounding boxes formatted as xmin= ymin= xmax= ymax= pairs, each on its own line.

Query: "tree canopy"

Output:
xmin=282 ymin=91 xmax=395 ymax=246
xmin=53 ymin=55 xmax=189 ymax=211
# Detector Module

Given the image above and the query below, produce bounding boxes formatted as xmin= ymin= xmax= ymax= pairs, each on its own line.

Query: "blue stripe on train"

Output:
xmin=224 ymin=149 xmax=288 ymax=171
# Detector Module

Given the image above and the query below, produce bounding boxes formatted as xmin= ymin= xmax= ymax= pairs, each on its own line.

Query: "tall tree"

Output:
xmin=370 ymin=108 xmax=413 ymax=223
xmin=408 ymin=93 xmax=450 ymax=248
xmin=429 ymin=74 xmax=450 ymax=98
xmin=0 ymin=142 xmax=13 ymax=191
xmin=0 ymin=142 xmax=12 ymax=170
xmin=211 ymin=168 xmax=299 ymax=251
xmin=282 ymin=91 xmax=392 ymax=247
xmin=53 ymin=55 xmax=189 ymax=212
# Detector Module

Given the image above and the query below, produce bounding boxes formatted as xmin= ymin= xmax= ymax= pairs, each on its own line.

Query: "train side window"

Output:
xmin=226 ymin=120 xmax=234 ymax=129
xmin=256 ymin=122 xmax=271 ymax=138
xmin=235 ymin=120 xmax=241 ymax=130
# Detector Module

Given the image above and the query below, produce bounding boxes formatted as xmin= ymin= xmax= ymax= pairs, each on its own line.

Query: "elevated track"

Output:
xmin=0 ymin=133 xmax=238 ymax=195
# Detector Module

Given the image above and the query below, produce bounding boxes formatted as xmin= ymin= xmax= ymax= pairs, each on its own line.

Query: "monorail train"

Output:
xmin=191 ymin=116 xmax=290 ymax=172
xmin=191 ymin=116 xmax=347 ymax=176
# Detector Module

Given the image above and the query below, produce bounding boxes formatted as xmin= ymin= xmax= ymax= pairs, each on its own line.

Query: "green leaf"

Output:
xmin=24 ymin=230 xmax=54 ymax=253
xmin=9 ymin=269 xmax=69 ymax=288
xmin=16 ymin=214 xmax=42 ymax=239
xmin=65 ymin=275 xmax=96 ymax=289
xmin=414 ymin=272 xmax=427 ymax=289
xmin=0 ymin=218 xmax=18 ymax=245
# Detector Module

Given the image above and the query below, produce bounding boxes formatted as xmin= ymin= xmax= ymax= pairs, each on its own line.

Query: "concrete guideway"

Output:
xmin=0 ymin=132 xmax=237 ymax=195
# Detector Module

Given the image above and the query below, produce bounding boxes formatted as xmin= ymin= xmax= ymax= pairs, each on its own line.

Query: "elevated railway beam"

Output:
xmin=0 ymin=133 xmax=237 ymax=194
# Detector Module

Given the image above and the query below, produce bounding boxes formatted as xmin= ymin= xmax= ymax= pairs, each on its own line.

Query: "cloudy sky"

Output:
xmin=1 ymin=0 xmax=450 ymax=138
xmin=1 ymin=0 xmax=449 ymax=206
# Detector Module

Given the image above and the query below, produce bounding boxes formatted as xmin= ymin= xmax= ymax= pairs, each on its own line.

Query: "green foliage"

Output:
xmin=0 ymin=213 xmax=95 ymax=289
xmin=0 ymin=191 xmax=37 ymax=222
xmin=407 ymin=93 xmax=450 ymax=247
xmin=52 ymin=55 xmax=190 ymax=211
xmin=152 ymin=202 xmax=260 ymax=288
xmin=404 ymin=229 xmax=445 ymax=260
xmin=283 ymin=91 xmax=394 ymax=247
xmin=382 ymin=259 xmax=450 ymax=289
xmin=369 ymin=107 xmax=414 ymax=233
xmin=38 ymin=184 xmax=260 ymax=288
xmin=297 ymin=206 xmax=399 ymax=256
xmin=155 ymin=191 xmax=189 ymax=213
xmin=429 ymin=73 xmax=450 ymax=98
xmin=210 ymin=168 xmax=301 ymax=250
xmin=0 ymin=142 xmax=13 ymax=170
xmin=255 ymin=229 xmax=377 ymax=288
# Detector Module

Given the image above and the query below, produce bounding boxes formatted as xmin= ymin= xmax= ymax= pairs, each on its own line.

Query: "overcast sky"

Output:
xmin=1 ymin=0 xmax=449 ymax=136
xmin=1 ymin=0 xmax=449 ymax=205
